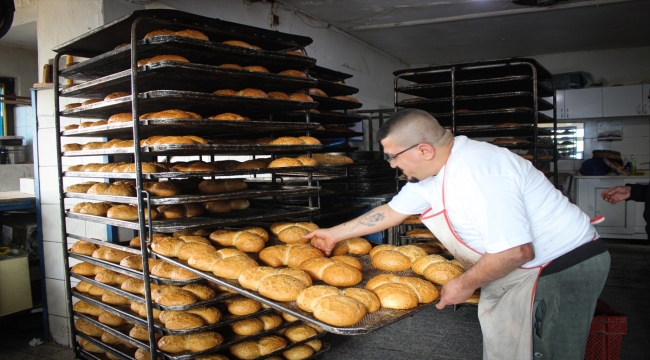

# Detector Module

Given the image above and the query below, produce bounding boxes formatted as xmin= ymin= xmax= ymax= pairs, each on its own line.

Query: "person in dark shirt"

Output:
xmin=602 ymin=183 xmax=650 ymax=236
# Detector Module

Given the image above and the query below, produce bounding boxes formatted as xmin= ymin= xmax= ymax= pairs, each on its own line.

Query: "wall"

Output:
xmin=532 ymin=47 xmax=650 ymax=86
xmin=0 ymin=45 xmax=38 ymax=96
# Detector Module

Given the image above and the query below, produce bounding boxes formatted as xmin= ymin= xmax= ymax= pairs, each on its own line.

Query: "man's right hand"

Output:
xmin=601 ymin=186 xmax=632 ymax=204
xmin=302 ymin=229 xmax=339 ymax=256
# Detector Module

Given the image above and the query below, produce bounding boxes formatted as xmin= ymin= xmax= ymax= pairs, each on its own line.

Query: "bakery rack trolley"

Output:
xmin=393 ymin=58 xmax=558 ymax=188
xmin=52 ymin=9 xmax=326 ymax=360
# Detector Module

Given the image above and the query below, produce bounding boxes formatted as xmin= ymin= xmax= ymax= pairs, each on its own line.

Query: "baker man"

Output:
xmin=303 ymin=109 xmax=610 ymax=359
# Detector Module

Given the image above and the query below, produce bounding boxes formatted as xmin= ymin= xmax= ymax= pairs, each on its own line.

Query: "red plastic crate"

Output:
xmin=584 ymin=299 xmax=627 ymax=360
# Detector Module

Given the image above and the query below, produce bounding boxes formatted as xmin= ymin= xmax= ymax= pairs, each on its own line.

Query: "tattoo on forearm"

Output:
xmin=355 ymin=212 xmax=386 ymax=228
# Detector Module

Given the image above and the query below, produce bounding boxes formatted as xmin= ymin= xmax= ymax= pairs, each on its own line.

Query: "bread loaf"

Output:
xmin=170 ymin=161 xmax=217 ymax=172
xmin=63 ymin=143 xmax=82 ymax=152
xmin=412 ymin=241 xmax=442 ymax=254
xmin=75 ymin=319 xmax=103 ymax=337
xmin=70 ymin=262 xmax=101 ymax=276
xmin=198 ymin=179 xmax=247 ymax=194
xmin=238 ymin=266 xmax=312 ymax=302
xmin=107 ymin=113 xmax=133 ymax=123
xmin=295 ymin=285 xmax=369 ymax=326
xmin=158 ymin=332 xmax=223 ymax=354
xmin=229 ymin=335 xmax=287 ymax=359
xmin=151 ymin=260 xmax=200 ymax=280
xmin=174 ymin=229 xmax=211 ymax=237
xmin=72 ymin=300 xmax=104 ymax=317
xmin=311 ymin=153 xmax=354 ymax=165
xmin=369 ymin=244 xmax=428 ymax=272
xmin=130 ymin=302 xmax=161 ymax=320
xmin=146 ymin=55 xmax=190 ymax=65
xmin=107 ymin=204 xmax=160 ymax=221
xmin=405 ymin=228 xmax=435 ymax=238
xmin=289 ymin=93 xmax=313 ymax=102
xmin=128 ymin=233 xmax=170 ymax=249
xmin=330 ymin=237 xmax=372 ymax=255
xmin=308 ymin=88 xmax=327 ymax=97
xmin=144 ymin=29 xmax=174 ymax=38
xmin=238 ymin=159 xmax=271 ymax=169
xmin=243 ymin=65 xmax=269 ymax=72
xmin=64 ymin=124 xmax=79 ymax=130
xmin=331 ymin=95 xmax=359 ymax=103
xmin=237 ymin=88 xmax=268 ymax=98
xmin=95 ymin=269 xmax=132 ymax=286
xmin=143 ymin=181 xmax=182 ymax=197
xmin=299 ymin=256 xmax=363 ymax=286
xmin=98 ymin=311 xmax=127 ymax=327
xmin=63 ymin=103 xmax=82 ymax=110
xmin=267 ymin=91 xmax=289 ymax=100
xmin=140 ymin=109 xmax=202 ymax=120
xmin=258 ymin=244 xmax=324 ymax=268
xmin=209 ymin=227 xmax=268 ymax=252
xmin=70 ymin=202 xmax=113 ymax=217
xmin=204 ymin=199 xmax=250 ymax=213
xmin=223 ymin=297 xmax=261 ymax=316
xmin=157 ymin=203 xmax=206 ymax=219
xmin=185 ymin=249 xmax=258 ymax=279
xmin=402 ymin=215 xmax=422 ymax=224
xmin=268 ymin=156 xmax=318 ymax=168
xmin=223 ymin=40 xmax=257 ymax=49
xmin=365 ymin=274 xmax=439 ymax=309
xmin=279 ymin=69 xmax=306 ymax=77
xmin=151 ymin=286 xmax=198 ymax=307
xmin=101 ymin=291 xmax=131 ymax=306
xmin=411 ymin=254 xmax=464 ymax=285
xmin=65 ymin=182 xmax=101 ymax=194
xmin=159 ymin=311 xmax=205 ymax=330
xmin=208 ymin=112 xmax=246 ymax=121
xmin=120 ymin=255 xmax=163 ymax=271
xmin=270 ymin=222 xmax=319 ymax=244
xmin=230 ymin=317 xmax=264 ymax=336
xmin=78 ymin=338 xmax=104 ymax=353
xmin=69 ymin=240 xmax=100 ymax=255
xmin=92 ymin=247 xmax=132 ymax=263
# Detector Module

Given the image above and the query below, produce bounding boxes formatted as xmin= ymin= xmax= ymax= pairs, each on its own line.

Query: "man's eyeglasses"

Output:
xmin=384 ymin=143 xmax=419 ymax=164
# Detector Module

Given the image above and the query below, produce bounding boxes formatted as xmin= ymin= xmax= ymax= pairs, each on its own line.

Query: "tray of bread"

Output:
xmin=397 ymin=91 xmax=553 ymax=113
xmin=66 ymin=203 xmax=319 ymax=233
xmin=61 ymin=61 xmax=318 ymax=99
xmin=72 ymin=289 xmax=281 ymax=336
xmin=394 ymin=59 xmax=553 ymax=83
xmin=61 ymin=143 xmax=325 ymax=157
xmin=65 ymin=184 xmax=320 ymax=206
xmin=59 ymin=91 xmax=317 ymax=119
xmin=313 ymin=79 xmax=359 ymax=96
xmin=429 ymin=108 xmax=554 ymax=127
xmin=70 ymin=270 xmax=234 ymax=312
xmin=60 ymin=117 xmax=321 ymax=138
xmin=272 ymin=110 xmax=363 ymax=125
xmin=396 ymin=75 xmax=554 ymax=99
xmin=308 ymin=95 xmax=362 ymax=111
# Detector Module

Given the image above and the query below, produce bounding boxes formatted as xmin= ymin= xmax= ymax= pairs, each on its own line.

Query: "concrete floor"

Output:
xmin=0 ymin=240 xmax=647 ymax=360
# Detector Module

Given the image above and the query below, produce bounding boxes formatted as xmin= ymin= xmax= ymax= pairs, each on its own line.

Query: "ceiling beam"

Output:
xmin=347 ymin=0 xmax=639 ymax=31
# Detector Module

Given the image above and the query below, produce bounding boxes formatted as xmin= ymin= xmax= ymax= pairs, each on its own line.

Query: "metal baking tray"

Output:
xmin=62 ymin=143 xmax=324 ymax=157
xmin=61 ymin=118 xmax=321 ymax=139
xmin=455 ymin=124 xmax=553 ymax=138
xmin=67 ymin=234 xmax=141 ymax=255
xmin=61 ymin=166 xmax=282 ymax=179
xmin=489 ymin=142 xmax=554 ymax=150
xmin=310 ymin=95 xmax=362 ymax=111
xmin=69 ymin=252 xmax=204 ymax=286
xmin=396 ymin=75 xmax=554 ymax=99
xmin=429 ymin=108 xmax=555 ymax=127
xmin=65 ymin=184 xmax=320 ymax=206
xmin=59 ymin=91 xmax=317 ymax=119
xmin=308 ymin=65 xmax=353 ymax=82
xmin=75 ymin=331 xmax=140 ymax=360
xmin=74 ymin=311 xmax=151 ymax=352
xmin=272 ymin=111 xmax=363 ymax=125
xmin=156 ymin=254 xmax=441 ymax=335
xmin=394 ymin=58 xmax=553 ymax=83
xmin=397 ymin=92 xmax=553 ymax=113
xmin=314 ymin=78 xmax=359 ymax=96
xmin=70 ymin=272 xmax=233 ymax=311
xmin=61 ymin=61 xmax=317 ymax=99
xmin=72 ymin=289 xmax=277 ymax=336
xmin=66 ymin=204 xmax=318 ymax=233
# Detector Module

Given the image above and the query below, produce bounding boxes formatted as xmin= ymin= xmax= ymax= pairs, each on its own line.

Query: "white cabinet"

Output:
xmin=603 ymin=85 xmax=644 ymax=117
xmin=576 ymin=177 xmax=648 ymax=240
xmin=641 ymin=84 xmax=650 ymax=115
xmin=541 ymin=88 xmax=602 ymax=119
xmin=564 ymin=88 xmax=603 ymax=119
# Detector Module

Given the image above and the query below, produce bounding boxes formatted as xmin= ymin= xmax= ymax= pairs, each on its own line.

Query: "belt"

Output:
xmin=540 ymin=238 xmax=608 ymax=277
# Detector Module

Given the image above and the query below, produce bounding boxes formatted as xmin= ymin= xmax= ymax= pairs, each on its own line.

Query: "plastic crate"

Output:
xmin=584 ymin=299 xmax=627 ymax=360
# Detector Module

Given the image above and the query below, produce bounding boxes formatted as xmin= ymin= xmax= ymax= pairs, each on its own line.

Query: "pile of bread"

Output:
xmin=214 ymin=88 xmax=314 ymax=102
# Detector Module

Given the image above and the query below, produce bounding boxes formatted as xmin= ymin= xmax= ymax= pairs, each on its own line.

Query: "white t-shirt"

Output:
xmin=389 ymin=136 xmax=598 ymax=268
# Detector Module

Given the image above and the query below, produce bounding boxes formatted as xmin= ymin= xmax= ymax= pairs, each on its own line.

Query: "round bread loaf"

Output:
xmin=270 ymin=222 xmax=319 ymax=244
xmin=238 ymin=267 xmax=312 ymax=302
xmin=231 ymin=317 xmax=264 ymax=335
xmin=402 ymin=215 xmax=423 ymax=224
xmin=279 ymin=69 xmax=306 ymax=77
xmin=69 ymin=240 xmax=99 ymax=256
xmin=225 ymin=297 xmax=262 ymax=316
xmin=308 ymin=88 xmax=327 ymax=97
xmin=104 ymin=92 xmax=129 ymax=101
xmin=330 ymin=237 xmax=372 ymax=255
xmin=144 ymin=29 xmax=175 ymax=38
xmin=147 ymin=55 xmax=189 ymax=64
xmin=282 ymin=324 xmax=318 ymax=342
xmin=406 ymin=228 xmax=435 ymax=238
xmin=208 ymin=112 xmax=246 ymax=121
xmin=267 ymin=91 xmax=289 ymax=100
xmin=229 ymin=335 xmax=287 ymax=359
xmin=296 ymin=286 xmax=367 ymax=327
xmin=365 ymin=274 xmax=439 ymax=309
xmin=107 ymin=113 xmax=133 ymax=123
xmin=243 ymin=65 xmax=269 ymax=72
xmin=411 ymin=255 xmax=464 ymax=285
xmin=237 ymin=88 xmax=268 ymax=98
xmin=209 ymin=227 xmax=268 ymax=252
xmin=369 ymin=244 xmax=428 ymax=272
xmin=298 ymin=256 xmax=363 ymax=287
xmin=174 ymin=29 xmax=209 ymax=40
xmin=143 ymin=181 xmax=181 ymax=197
xmin=82 ymin=99 xmax=102 ymax=106
xmin=258 ymin=244 xmax=324 ymax=269
xmin=289 ymin=93 xmax=313 ymax=102
xmin=298 ymin=136 xmax=321 ymax=145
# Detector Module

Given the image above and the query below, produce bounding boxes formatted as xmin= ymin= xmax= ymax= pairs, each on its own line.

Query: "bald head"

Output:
xmin=377 ymin=109 xmax=452 ymax=148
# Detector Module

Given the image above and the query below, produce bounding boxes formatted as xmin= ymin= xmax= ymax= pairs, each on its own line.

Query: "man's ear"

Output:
xmin=419 ymin=144 xmax=435 ymax=160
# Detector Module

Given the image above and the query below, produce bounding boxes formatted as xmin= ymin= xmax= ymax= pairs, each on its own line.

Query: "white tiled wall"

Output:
xmin=14 ymin=106 xmax=35 ymax=163
xmin=36 ymin=88 xmax=107 ymax=346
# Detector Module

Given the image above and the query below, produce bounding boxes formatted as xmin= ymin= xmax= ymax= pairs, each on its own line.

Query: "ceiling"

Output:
xmin=278 ymin=0 xmax=650 ymax=65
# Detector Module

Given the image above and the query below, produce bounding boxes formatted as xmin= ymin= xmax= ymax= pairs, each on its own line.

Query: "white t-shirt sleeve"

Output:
xmin=388 ymin=182 xmax=432 ymax=215
xmin=468 ymin=173 xmax=535 ymax=253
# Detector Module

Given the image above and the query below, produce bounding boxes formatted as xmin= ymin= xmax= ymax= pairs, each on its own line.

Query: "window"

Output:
xmin=539 ymin=122 xmax=584 ymax=160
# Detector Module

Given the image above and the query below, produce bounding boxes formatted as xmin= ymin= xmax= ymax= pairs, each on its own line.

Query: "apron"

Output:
xmin=419 ymin=164 xmax=541 ymax=360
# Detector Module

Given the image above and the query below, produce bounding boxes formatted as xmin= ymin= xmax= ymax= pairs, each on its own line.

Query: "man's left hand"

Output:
xmin=435 ymin=277 xmax=475 ymax=309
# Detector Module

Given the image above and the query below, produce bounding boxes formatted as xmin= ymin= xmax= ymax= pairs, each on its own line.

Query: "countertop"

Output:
xmin=0 ymin=191 xmax=36 ymax=211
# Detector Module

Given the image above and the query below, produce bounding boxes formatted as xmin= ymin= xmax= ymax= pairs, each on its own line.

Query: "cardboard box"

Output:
xmin=19 ymin=177 xmax=35 ymax=194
